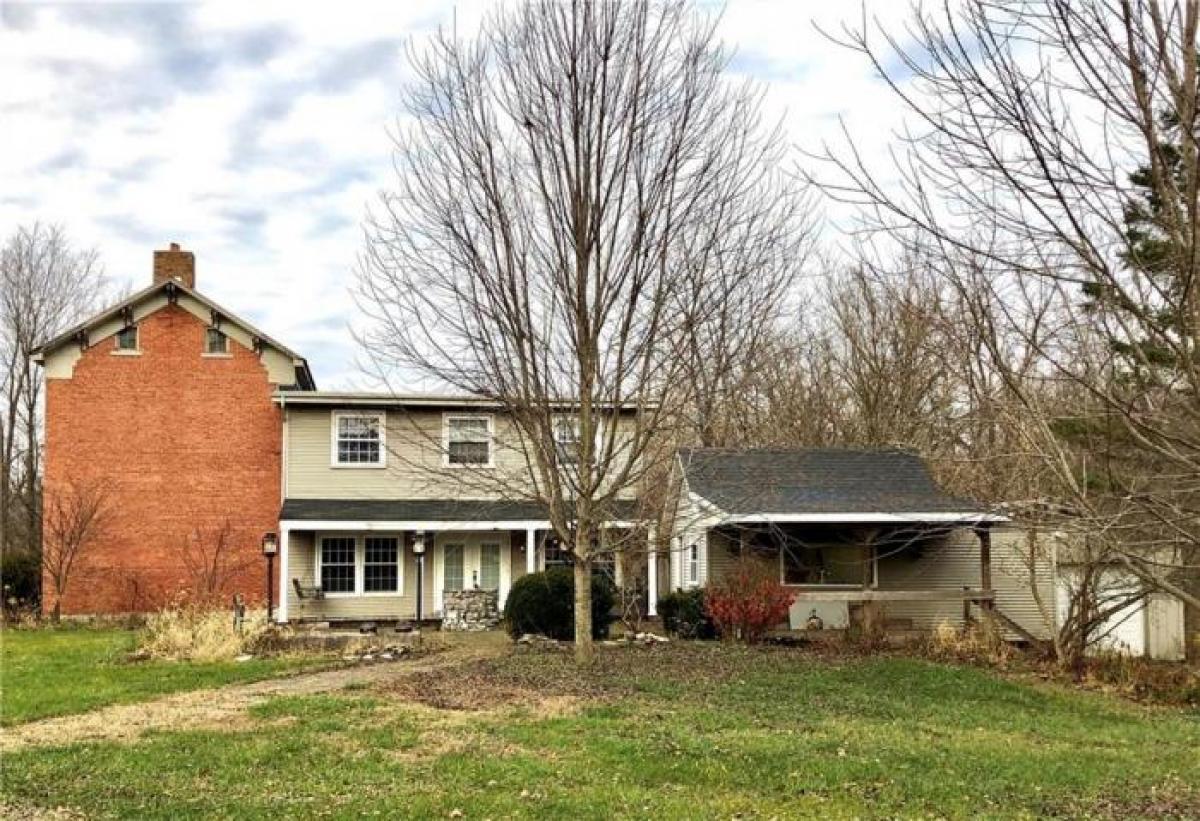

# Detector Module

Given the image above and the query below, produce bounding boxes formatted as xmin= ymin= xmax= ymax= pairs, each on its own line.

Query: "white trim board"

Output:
xmin=280 ymin=518 xmax=644 ymax=531
xmin=720 ymin=512 xmax=1008 ymax=524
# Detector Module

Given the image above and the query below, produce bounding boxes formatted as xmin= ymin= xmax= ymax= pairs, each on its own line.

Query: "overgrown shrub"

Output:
xmin=504 ymin=566 xmax=616 ymax=641
xmin=658 ymin=588 xmax=717 ymax=639
xmin=925 ymin=618 xmax=1012 ymax=666
xmin=704 ymin=561 xmax=795 ymax=644
xmin=138 ymin=602 xmax=270 ymax=661
xmin=1 ymin=547 xmax=41 ymax=615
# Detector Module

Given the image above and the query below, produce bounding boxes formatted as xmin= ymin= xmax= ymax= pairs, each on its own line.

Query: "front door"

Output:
xmin=434 ymin=531 xmax=510 ymax=613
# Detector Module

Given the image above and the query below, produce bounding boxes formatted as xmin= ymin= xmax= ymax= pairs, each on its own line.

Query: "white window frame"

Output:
xmin=442 ymin=413 xmax=494 ymax=468
xmin=330 ymin=410 xmax=387 ymax=469
xmin=362 ymin=535 xmax=403 ymax=596
xmin=315 ymin=534 xmax=360 ymax=597
xmin=685 ymin=541 xmax=700 ymax=588
xmin=314 ymin=533 xmax=404 ymax=597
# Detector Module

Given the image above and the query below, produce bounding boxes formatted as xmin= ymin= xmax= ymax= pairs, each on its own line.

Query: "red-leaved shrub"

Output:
xmin=704 ymin=560 xmax=796 ymax=643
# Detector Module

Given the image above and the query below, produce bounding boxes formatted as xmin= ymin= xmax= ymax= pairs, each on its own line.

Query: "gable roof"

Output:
xmin=31 ymin=278 xmax=316 ymax=389
xmin=678 ymin=447 xmax=995 ymax=521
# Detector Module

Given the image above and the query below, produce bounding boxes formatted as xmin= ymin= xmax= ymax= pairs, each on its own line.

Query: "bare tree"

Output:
xmin=173 ymin=519 xmax=256 ymax=607
xmin=357 ymin=0 xmax=810 ymax=663
xmin=1 ymin=224 xmax=104 ymax=577
xmin=809 ymin=0 xmax=1200 ymax=650
xmin=41 ymin=477 xmax=111 ymax=622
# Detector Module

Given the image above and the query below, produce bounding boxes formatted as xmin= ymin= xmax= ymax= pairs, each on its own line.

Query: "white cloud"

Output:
xmin=0 ymin=0 xmax=921 ymax=388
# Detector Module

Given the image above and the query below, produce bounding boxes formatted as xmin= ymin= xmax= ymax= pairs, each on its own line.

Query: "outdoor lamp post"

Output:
xmin=412 ymin=531 xmax=426 ymax=629
xmin=261 ymin=531 xmax=278 ymax=622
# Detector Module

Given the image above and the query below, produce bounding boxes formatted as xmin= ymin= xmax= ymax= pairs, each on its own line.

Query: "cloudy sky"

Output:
xmin=1 ymin=1 xmax=918 ymax=388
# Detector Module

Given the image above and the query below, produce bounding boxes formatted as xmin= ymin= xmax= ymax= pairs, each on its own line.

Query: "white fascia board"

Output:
xmin=721 ymin=512 xmax=1009 ymax=524
xmin=279 ymin=518 xmax=648 ymax=532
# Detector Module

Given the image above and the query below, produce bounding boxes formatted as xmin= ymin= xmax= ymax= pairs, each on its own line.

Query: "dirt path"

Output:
xmin=1 ymin=641 xmax=504 ymax=753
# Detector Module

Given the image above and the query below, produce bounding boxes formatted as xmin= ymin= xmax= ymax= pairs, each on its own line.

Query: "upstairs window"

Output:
xmin=115 ymin=325 xmax=138 ymax=351
xmin=554 ymin=416 xmax=582 ymax=465
xmin=205 ymin=327 xmax=228 ymax=354
xmin=445 ymin=415 xmax=491 ymax=466
xmin=332 ymin=411 xmax=385 ymax=466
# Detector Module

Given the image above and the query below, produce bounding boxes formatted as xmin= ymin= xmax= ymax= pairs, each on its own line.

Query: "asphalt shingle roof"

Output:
xmin=280 ymin=498 xmax=642 ymax=523
xmin=678 ymin=447 xmax=984 ymax=517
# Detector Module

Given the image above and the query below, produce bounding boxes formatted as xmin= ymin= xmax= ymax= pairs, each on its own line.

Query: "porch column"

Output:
xmin=647 ymin=524 xmax=658 ymax=617
xmin=977 ymin=523 xmax=993 ymax=612
xmin=526 ymin=526 xmax=537 ymax=574
xmin=277 ymin=525 xmax=290 ymax=623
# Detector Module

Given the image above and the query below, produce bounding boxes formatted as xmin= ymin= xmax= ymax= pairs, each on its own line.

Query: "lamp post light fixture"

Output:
xmin=261 ymin=532 xmax=278 ymax=622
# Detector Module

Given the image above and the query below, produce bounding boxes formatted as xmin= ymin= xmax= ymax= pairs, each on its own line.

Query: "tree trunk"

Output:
xmin=51 ymin=595 xmax=61 ymax=624
xmin=573 ymin=555 xmax=594 ymax=665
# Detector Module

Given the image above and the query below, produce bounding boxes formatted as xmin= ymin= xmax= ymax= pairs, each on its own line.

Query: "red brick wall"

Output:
xmin=43 ymin=303 xmax=283 ymax=614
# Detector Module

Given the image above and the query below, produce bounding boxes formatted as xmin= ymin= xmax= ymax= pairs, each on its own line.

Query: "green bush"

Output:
xmin=504 ymin=566 xmax=616 ymax=641
xmin=658 ymin=588 xmax=717 ymax=639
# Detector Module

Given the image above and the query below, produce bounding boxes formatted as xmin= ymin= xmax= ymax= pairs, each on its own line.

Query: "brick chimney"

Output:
xmin=152 ymin=242 xmax=195 ymax=289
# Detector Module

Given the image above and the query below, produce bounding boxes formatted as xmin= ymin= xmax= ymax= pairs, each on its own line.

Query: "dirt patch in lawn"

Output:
xmin=1 ymin=639 xmax=504 ymax=753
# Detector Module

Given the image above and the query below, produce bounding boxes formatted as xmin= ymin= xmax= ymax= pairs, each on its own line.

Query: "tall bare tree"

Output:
xmin=1 ymin=224 xmax=104 ymax=580
xmin=810 ymin=0 xmax=1200 ymax=646
xmin=357 ymin=0 xmax=810 ymax=662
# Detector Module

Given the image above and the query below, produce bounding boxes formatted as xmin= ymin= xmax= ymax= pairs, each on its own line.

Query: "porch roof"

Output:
xmin=279 ymin=497 xmax=642 ymax=526
xmin=679 ymin=447 xmax=1002 ymax=523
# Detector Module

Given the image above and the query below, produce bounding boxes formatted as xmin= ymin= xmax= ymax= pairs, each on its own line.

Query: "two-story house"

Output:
xmin=275 ymin=392 xmax=648 ymax=625
xmin=35 ymin=243 xmax=652 ymax=621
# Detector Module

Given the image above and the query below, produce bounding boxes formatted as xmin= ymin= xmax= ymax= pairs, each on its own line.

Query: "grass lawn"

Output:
xmin=0 ymin=627 xmax=333 ymax=726
xmin=2 ymin=641 xmax=1198 ymax=819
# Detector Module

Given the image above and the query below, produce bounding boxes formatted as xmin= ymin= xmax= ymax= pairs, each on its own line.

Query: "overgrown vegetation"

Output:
xmin=3 ymin=642 xmax=1197 ymax=818
xmin=137 ymin=603 xmax=271 ymax=662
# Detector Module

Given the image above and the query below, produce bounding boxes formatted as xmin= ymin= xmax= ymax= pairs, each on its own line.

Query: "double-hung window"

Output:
xmin=445 ymin=415 xmax=491 ymax=466
xmin=205 ymin=327 xmax=228 ymax=354
xmin=333 ymin=411 xmax=385 ymax=467
xmin=554 ymin=416 xmax=582 ymax=465
xmin=685 ymin=543 xmax=700 ymax=587
xmin=364 ymin=536 xmax=400 ymax=593
xmin=318 ymin=535 xmax=403 ymax=594
xmin=319 ymin=537 xmax=356 ymax=593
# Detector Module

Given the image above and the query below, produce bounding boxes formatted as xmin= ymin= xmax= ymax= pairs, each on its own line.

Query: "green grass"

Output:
xmin=0 ymin=627 xmax=329 ymax=726
xmin=2 ymin=642 xmax=1198 ymax=819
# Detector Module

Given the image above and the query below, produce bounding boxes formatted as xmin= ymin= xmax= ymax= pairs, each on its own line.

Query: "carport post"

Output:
xmin=977 ymin=524 xmax=993 ymax=612
xmin=647 ymin=524 xmax=658 ymax=618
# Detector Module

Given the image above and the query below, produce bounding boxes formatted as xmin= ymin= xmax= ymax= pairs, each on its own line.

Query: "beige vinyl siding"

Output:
xmin=878 ymin=527 xmax=1055 ymax=639
xmin=284 ymin=530 xmax=431 ymax=621
xmin=285 ymin=406 xmax=640 ymax=502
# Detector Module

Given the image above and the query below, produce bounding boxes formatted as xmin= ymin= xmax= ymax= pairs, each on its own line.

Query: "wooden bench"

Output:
xmin=292 ymin=579 xmax=324 ymax=601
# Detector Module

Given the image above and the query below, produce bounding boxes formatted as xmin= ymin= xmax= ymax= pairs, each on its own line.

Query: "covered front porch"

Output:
xmin=277 ymin=498 xmax=648 ymax=627
xmin=690 ymin=518 xmax=1005 ymax=634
